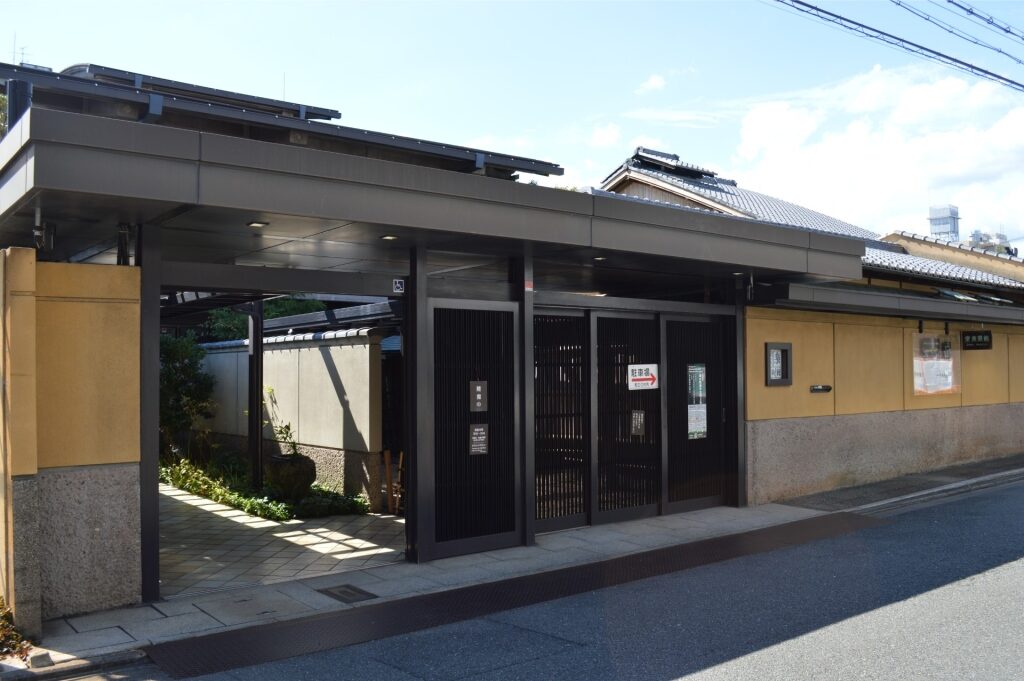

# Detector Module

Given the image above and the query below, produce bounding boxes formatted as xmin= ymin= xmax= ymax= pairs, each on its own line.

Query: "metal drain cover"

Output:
xmin=318 ymin=583 xmax=378 ymax=603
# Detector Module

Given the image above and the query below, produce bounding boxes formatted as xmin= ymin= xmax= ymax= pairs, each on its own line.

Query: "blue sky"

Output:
xmin=4 ymin=0 xmax=1024 ymax=242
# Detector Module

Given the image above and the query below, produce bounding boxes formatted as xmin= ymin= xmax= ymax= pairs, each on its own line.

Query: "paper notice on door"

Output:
xmin=687 ymin=364 xmax=708 ymax=440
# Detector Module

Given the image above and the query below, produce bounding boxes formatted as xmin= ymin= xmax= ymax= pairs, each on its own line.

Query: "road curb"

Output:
xmin=849 ymin=467 xmax=1024 ymax=515
xmin=0 ymin=649 xmax=147 ymax=681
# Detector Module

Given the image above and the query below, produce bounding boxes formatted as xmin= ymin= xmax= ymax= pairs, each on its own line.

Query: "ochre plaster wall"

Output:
xmin=833 ymin=323 xmax=904 ymax=415
xmin=745 ymin=317 xmax=834 ymax=420
xmin=35 ymin=262 xmax=140 ymax=468
xmin=5 ymin=249 xmax=38 ymax=476
xmin=746 ymin=307 xmax=1024 ymax=420
xmin=1009 ymin=335 xmax=1024 ymax=403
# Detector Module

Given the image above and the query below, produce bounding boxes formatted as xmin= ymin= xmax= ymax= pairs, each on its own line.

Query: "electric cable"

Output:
xmin=772 ymin=0 xmax=1024 ymax=94
xmin=889 ymin=0 xmax=1024 ymax=67
xmin=944 ymin=0 xmax=1024 ymax=46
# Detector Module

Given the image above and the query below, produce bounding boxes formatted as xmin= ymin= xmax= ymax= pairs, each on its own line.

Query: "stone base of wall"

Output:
xmin=206 ymin=433 xmax=385 ymax=511
xmin=38 ymin=464 xmax=142 ymax=619
xmin=11 ymin=477 xmax=41 ymax=637
xmin=747 ymin=403 xmax=1024 ymax=504
xmin=11 ymin=463 xmax=142 ymax=631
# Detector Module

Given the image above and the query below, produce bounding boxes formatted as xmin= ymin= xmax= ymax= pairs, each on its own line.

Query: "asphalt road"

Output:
xmin=79 ymin=480 xmax=1024 ymax=681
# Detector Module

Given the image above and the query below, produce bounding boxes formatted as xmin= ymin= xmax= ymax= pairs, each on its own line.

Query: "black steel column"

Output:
xmin=587 ymin=311 xmax=598 ymax=525
xmin=137 ymin=224 xmax=161 ymax=602
xmin=407 ymin=246 xmax=432 ymax=561
xmin=734 ymin=300 xmax=748 ymax=507
xmin=248 ymin=300 xmax=265 ymax=490
xmin=516 ymin=249 xmax=536 ymax=545
xmin=659 ymin=315 xmax=669 ymax=512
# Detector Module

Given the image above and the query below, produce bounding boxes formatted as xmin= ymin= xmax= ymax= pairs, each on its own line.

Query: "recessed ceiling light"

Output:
xmin=593 ymin=256 xmax=607 ymax=262
xmin=380 ymin=235 xmax=399 ymax=241
xmin=732 ymin=272 xmax=744 ymax=276
xmin=247 ymin=221 xmax=269 ymax=229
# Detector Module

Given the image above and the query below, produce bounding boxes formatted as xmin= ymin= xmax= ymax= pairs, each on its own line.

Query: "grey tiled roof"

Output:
xmin=863 ymin=247 xmax=1024 ymax=288
xmin=631 ymin=164 xmax=880 ymax=241
xmin=602 ymin=148 xmax=1024 ymax=290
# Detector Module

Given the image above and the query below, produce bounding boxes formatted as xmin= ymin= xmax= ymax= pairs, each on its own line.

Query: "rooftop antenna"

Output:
xmin=11 ymin=32 xmax=15 ymax=63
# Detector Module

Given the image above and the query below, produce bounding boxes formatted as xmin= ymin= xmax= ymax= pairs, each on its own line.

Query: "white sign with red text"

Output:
xmin=627 ymin=364 xmax=659 ymax=390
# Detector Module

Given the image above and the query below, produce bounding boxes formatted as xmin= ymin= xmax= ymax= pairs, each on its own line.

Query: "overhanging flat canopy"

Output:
xmin=0 ymin=107 xmax=866 ymax=285
xmin=764 ymin=282 xmax=1024 ymax=325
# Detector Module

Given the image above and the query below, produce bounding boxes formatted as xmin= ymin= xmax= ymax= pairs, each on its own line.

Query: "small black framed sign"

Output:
xmin=961 ymin=330 xmax=992 ymax=351
xmin=765 ymin=342 xmax=793 ymax=386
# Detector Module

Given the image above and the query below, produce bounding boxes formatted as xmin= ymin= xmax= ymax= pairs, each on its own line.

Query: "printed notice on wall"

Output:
xmin=469 ymin=424 xmax=489 ymax=455
xmin=912 ymin=333 xmax=961 ymax=396
xmin=687 ymin=363 xmax=708 ymax=440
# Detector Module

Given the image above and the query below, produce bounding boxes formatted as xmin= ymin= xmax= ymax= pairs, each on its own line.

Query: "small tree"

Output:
xmin=159 ymin=333 xmax=216 ymax=458
xmin=205 ymin=297 xmax=327 ymax=341
xmin=0 ymin=93 xmax=7 ymax=137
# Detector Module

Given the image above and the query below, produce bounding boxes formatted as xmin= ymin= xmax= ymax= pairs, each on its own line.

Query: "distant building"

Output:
xmin=966 ymin=229 xmax=1017 ymax=257
xmin=929 ymin=205 xmax=960 ymax=241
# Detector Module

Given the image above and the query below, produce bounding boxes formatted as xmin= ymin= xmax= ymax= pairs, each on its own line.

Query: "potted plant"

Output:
xmin=265 ymin=422 xmax=316 ymax=502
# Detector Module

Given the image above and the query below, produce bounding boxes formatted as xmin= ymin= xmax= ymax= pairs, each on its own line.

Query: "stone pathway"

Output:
xmin=159 ymin=484 xmax=405 ymax=597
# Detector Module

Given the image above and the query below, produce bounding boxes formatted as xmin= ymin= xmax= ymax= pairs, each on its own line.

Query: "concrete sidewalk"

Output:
xmin=787 ymin=453 xmax=1024 ymax=513
xmin=3 ymin=503 xmax=822 ymax=677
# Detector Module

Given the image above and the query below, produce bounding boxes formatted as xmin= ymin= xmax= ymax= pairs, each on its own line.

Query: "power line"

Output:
xmin=944 ymin=0 xmax=1024 ymax=46
xmin=772 ymin=0 xmax=1024 ymax=94
xmin=890 ymin=0 xmax=1024 ymax=68
xmin=925 ymin=0 xmax=1024 ymax=48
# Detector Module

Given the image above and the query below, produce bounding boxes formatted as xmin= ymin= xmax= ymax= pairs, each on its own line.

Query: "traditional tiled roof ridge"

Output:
xmin=886 ymin=230 xmax=1024 ymax=264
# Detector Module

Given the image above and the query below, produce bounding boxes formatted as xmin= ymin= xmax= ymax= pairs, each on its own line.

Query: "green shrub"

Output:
xmin=160 ymin=459 xmax=370 ymax=520
xmin=298 ymin=485 xmax=371 ymax=517
xmin=160 ymin=459 xmax=291 ymax=521
xmin=159 ymin=334 xmax=216 ymax=460
xmin=0 ymin=596 xmax=30 ymax=661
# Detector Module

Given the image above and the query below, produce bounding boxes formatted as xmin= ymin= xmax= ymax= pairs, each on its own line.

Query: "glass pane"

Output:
xmin=687 ymin=363 xmax=707 ymax=440
xmin=768 ymin=348 xmax=784 ymax=381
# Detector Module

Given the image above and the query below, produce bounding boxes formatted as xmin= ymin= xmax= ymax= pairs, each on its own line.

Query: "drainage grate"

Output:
xmin=146 ymin=512 xmax=883 ymax=679
xmin=318 ymin=584 xmax=378 ymax=604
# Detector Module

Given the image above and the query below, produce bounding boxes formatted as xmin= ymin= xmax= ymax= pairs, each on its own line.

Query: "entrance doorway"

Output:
xmin=534 ymin=310 xmax=734 ymax=532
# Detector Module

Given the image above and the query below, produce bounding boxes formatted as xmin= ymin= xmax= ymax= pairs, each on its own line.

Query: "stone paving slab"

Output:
xmin=158 ymin=484 xmax=406 ymax=598
xmin=25 ymin=501 xmax=825 ymax=673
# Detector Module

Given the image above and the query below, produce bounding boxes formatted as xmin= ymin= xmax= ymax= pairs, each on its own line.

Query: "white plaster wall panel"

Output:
xmin=298 ymin=342 xmax=372 ymax=452
xmin=234 ymin=352 xmax=248 ymax=437
xmin=262 ymin=347 xmax=301 ymax=441
xmin=204 ymin=351 xmax=240 ymax=435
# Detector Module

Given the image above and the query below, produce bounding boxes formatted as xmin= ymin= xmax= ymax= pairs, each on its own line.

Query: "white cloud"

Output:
xmin=589 ymin=122 xmax=621 ymax=149
xmin=635 ymin=74 xmax=666 ymax=95
xmin=724 ymin=65 xmax=1024 ymax=240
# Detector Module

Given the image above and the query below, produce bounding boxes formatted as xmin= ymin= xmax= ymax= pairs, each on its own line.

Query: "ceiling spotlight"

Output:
xmin=247 ymin=221 xmax=269 ymax=229
xmin=380 ymin=235 xmax=399 ymax=241
xmin=593 ymin=256 xmax=607 ymax=262
xmin=732 ymin=272 xmax=744 ymax=276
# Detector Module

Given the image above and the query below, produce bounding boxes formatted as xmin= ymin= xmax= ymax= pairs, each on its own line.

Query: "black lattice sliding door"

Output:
xmin=534 ymin=314 xmax=589 ymax=532
xmin=595 ymin=315 xmax=661 ymax=522
xmin=665 ymin=319 xmax=726 ymax=511
xmin=432 ymin=304 xmax=519 ymax=551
